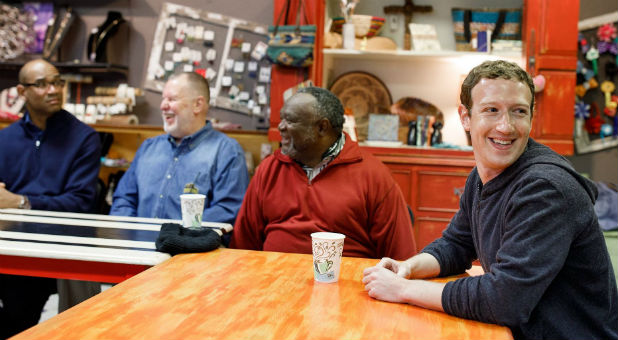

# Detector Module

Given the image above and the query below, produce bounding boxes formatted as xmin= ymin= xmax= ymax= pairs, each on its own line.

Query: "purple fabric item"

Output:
xmin=23 ymin=2 xmax=54 ymax=53
xmin=598 ymin=40 xmax=618 ymax=55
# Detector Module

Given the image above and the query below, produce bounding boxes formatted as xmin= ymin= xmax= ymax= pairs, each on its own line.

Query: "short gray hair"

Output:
xmin=298 ymin=87 xmax=344 ymax=134
xmin=169 ymin=72 xmax=210 ymax=102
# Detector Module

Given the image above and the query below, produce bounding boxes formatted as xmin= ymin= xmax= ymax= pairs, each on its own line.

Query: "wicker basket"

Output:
xmin=331 ymin=15 xmax=385 ymax=38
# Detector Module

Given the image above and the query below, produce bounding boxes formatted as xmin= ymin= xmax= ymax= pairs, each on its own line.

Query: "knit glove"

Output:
xmin=155 ymin=223 xmax=221 ymax=255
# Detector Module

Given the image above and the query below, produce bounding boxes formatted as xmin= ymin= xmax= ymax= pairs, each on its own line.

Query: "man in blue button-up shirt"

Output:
xmin=110 ymin=72 xmax=249 ymax=226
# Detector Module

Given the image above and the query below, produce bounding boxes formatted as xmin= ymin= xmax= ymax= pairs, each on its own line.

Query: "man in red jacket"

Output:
xmin=230 ymin=87 xmax=416 ymax=260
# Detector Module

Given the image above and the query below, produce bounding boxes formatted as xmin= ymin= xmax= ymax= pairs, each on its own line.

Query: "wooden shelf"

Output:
xmin=575 ymin=137 xmax=618 ymax=154
xmin=323 ymin=48 xmax=523 ymax=61
xmin=0 ymin=61 xmax=128 ymax=76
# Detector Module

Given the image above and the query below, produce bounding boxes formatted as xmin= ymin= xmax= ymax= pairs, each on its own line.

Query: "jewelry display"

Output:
xmin=65 ymin=84 xmax=145 ymax=124
xmin=43 ymin=7 xmax=75 ymax=59
xmin=87 ymin=11 xmax=126 ymax=62
xmin=0 ymin=4 xmax=36 ymax=60
xmin=43 ymin=15 xmax=57 ymax=54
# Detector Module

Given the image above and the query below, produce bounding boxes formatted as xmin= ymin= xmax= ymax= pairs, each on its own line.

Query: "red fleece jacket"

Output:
xmin=231 ymin=134 xmax=417 ymax=260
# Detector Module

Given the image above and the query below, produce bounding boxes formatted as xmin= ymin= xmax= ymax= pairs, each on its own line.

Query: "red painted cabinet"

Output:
xmin=524 ymin=0 xmax=579 ymax=155
xmin=361 ymin=146 xmax=475 ymax=250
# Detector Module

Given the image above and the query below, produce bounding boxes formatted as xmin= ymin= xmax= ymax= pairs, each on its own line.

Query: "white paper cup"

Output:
xmin=311 ymin=232 xmax=345 ymax=283
xmin=180 ymin=194 xmax=205 ymax=228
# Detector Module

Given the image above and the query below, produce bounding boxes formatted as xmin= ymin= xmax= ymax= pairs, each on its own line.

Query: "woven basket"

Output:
xmin=331 ymin=15 xmax=385 ymax=38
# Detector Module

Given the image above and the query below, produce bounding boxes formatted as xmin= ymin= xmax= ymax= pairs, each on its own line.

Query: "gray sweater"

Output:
xmin=424 ymin=139 xmax=618 ymax=340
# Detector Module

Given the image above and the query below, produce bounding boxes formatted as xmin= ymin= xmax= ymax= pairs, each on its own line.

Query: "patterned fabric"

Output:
xmin=451 ymin=8 xmax=522 ymax=51
xmin=266 ymin=25 xmax=315 ymax=68
xmin=300 ymin=133 xmax=345 ymax=182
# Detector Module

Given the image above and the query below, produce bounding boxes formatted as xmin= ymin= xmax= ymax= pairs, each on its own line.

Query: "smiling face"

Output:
xmin=160 ymin=75 xmax=206 ymax=141
xmin=459 ymin=78 xmax=533 ymax=183
xmin=278 ymin=93 xmax=321 ymax=164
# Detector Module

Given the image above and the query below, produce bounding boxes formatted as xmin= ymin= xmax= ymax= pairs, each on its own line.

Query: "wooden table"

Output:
xmin=0 ymin=209 xmax=231 ymax=283
xmin=12 ymin=248 xmax=512 ymax=340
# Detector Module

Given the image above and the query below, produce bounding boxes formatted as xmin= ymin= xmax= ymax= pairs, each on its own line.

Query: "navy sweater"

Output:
xmin=424 ymin=139 xmax=618 ymax=340
xmin=0 ymin=110 xmax=101 ymax=212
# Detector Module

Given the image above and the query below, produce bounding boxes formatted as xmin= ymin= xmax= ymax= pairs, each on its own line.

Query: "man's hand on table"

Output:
xmin=362 ymin=253 xmax=445 ymax=312
xmin=0 ymin=182 xmax=22 ymax=209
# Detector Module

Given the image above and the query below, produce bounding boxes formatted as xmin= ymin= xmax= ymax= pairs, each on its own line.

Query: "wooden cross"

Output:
xmin=384 ymin=0 xmax=433 ymax=50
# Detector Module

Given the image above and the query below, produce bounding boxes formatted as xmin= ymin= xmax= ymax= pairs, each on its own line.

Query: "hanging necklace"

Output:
xmin=43 ymin=7 xmax=74 ymax=59
xmin=89 ymin=18 xmax=123 ymax=62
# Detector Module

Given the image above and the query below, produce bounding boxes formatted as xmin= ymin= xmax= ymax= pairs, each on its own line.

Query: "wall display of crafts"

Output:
xmin=145 ymin=2 xmax=272 ymax=118
xmin=574 ymin=16 xmax=618 ymax=154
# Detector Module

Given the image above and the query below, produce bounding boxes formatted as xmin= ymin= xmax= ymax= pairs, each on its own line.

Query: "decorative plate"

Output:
xmin=329 ymin=71 xmax=392 ymax=141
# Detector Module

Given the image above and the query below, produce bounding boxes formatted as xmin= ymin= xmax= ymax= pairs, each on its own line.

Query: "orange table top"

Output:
xmin=12 ymin=248 xmax=512 ymax=340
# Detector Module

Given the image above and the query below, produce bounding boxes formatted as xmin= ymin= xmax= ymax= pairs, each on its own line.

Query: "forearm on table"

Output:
xmin=404 ymin=252 xmax=441 ymax=279
xmin=401 ymin=279 xmax=446 ymax=312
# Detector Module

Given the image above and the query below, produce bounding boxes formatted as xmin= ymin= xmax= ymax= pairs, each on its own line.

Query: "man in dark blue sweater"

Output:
xmin=0 ymin=59 xmax=101 ymax=339
xmin=362 ymin=60 xmax=618 ymax=339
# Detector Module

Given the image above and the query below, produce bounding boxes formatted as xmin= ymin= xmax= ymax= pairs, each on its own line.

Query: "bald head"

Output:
xmin=16 ymin=59 xmax=64 ymax=128
xmin=19 ymin=59 xmax=59 ymax=84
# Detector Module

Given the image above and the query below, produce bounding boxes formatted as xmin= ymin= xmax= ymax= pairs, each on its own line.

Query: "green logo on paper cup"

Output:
xmin=314 ymin=259 xmax=333 ymax=275
xmin=311 ymin=233 xmax=345 ymax=282
xmin=192 ymin=213 xmax=202 ymax=228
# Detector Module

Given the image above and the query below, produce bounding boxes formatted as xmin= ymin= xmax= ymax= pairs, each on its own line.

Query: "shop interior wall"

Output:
xmin=55 ymin=0 xmax=272 ymax=129
xmin=566 ymin=0 xmax=618 ymax=185
xmin=5 ymin=0 xmax=616 ymax=184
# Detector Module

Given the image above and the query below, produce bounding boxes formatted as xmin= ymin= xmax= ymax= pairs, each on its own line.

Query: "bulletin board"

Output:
xmin=145 ymin=2 xmax=272 ymax=117
xmin=574 ymin=16 xmax=618 ymax=154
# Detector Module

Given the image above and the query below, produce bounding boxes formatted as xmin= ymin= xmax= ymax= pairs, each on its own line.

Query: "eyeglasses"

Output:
xmin=22 ymin=78 xmax=66 ymax=89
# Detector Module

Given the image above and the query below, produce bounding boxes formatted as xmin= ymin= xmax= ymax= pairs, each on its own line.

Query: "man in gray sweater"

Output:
xmin=362 ymin=60 xmax=618 ymax=340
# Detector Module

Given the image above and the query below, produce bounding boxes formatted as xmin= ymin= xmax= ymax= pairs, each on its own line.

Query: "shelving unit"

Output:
xmin=0 ymin=61 xmax=128 ymax=75
xmin=322 ymin=48 xmax=523 ymax=60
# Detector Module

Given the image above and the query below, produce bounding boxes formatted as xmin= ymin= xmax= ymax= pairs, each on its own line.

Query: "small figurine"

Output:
xmin=407 ymin=120 xmax=417 ymax=146
xmin=430 ymin=121 xmax=443 ymax=145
